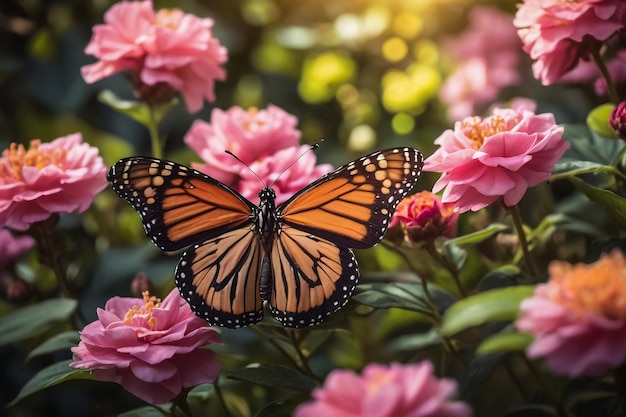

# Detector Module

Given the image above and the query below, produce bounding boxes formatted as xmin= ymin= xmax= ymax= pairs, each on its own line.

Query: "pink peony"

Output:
xmin=0 ymin=134 xmax=108 ymax=231
xmin=238 ymin=145 xmax=333 ymax=206
xmin=423 ymin=99 xmax=569 ymax=213
xmin=71 ymin=289 xmax=221 ymax=404
xmin=0 ymin=228 xmax=34 ymax=265
xmin=184 ymin=105 xmax=302 ymax=186
xmin=390 ymin=191 xmax=459 ymax=245
xmin=294 ymin=361 xmax=472 ymax=417
xmin=516 ymin=250 xmax=626 ymax=377
xmin=439 ymin=6 xmax=521 ymax=120
xmin=514 ymin=0 xmax=626 ymax=85
xmin=82 ymin=0 xmax=227 ymax=113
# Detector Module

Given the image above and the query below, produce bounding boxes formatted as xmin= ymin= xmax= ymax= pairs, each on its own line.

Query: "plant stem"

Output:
xmin=30 ymin=218 xmax=72 ymax=299
xmin=424 ymin=242 xmax=467 ymax=298
xmin=588 ymin=41 xmax=620 ymax=105
xmin=520 ymin=355 xmax=572 ymax=417
xmin=213 ymin=378 xmax=233 ymax=417
xmin=506 ymin=204 xmax=538 ymax=276
xmin=147 ymin=105 xmax=164 ymax=159
xmin=172 ymin=389 xmax=193 ymax=417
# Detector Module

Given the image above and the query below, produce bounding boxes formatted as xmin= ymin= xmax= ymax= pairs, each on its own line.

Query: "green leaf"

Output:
xmin=445 ymin=223 xmax=509 ymax=247
xmin=477 ymin=329 xmax=533 ymax=354
xmin=119 ymin=406 xmax=172 ymax=417
xmin=352 ymin=282 xmax=433 ymax=314
xmin=0 ymin=298 xmax=78 ymax=347
xmin=228 ymin=364 xmax=317 ymax=394
xmin=27 ymin=331 xmax=80 ymax=361
xmin=384 ymin=327 xmax=443 ymax=353
xmin=568 ymin=176 xmax=626 ymax=229
xmin=254 ymin=394 xmax=305 ymax=417
xmin=587 ymin=103 xmax=617 ymax=139
xmin=441 ymin=286 xmax=535 ymax=336
xmin=9 ymin=360 xmax=95 ymax=406
xmin=98 ymin=90 xmax=176 ymax=127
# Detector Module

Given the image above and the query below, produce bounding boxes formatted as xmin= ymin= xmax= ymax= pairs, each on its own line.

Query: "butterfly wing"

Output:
xmin=278 ymin=147 xmax=423 ymax=249
xmin=108 ymin=157 xmax=256 ymax=251
xmin=176 ymin=228 xmax=265 ymax=328
xmin=269 ymin=226 xmax=358 ymax=327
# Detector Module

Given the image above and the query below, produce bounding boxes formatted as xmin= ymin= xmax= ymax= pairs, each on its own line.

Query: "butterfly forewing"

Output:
xmin=269 ymin=226 xmax=358 ymax=327
xmin=175 ymin=228 xmax=265 ymax=328
xmin=108 ymin=157 xmax=255 ymax=251
xmin=279 ymin=147 xmax=423 ymax=249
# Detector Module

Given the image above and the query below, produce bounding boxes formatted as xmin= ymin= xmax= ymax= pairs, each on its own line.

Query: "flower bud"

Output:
xmin=610 ymin=100 xmax=626 ymax=139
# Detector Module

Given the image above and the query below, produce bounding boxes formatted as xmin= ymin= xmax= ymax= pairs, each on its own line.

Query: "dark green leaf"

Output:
xmin=459 ymin=352 xmax=508 ymax=400
xmin=228 ymin=364 xmax=317 ymax=394
xmin=562 ymin=124 xmax=622 ymax=165
xmin=0 ymin=298 xmax=78 ymax=347
xmin=441 ymin=286 xmax=535 ymax=336
xmin=352 ymin=282 xmax=433 ymax=314
xmin=445 ymin=223 xmax=509 ymax=246
xmin=442 ymin=242 xmax=467 ymax=271
xmin=9 ymin=360 xmax=95 ymax=406
xmin=118 ymin=406 xmax=171 ymax=417
xmin=254 ymin=394 xmax=305 ymax=417
xmin=384 ymin=327 xmax=442 ymax=353
xmin=568 ymin=176 xmax=626 ymax=229
xmin=27 ymin=331 xmax=80 ymax=361
xmin=587 ymin=103 xmax=617 ymax=139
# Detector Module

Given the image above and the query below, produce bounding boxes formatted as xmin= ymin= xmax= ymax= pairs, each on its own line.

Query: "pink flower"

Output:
xmin=0 ymin=134 xmax=108 ymax=231
xmin=71 ymin=289 xmax=221 ymax=404
xmin=184 ymin=105 xmax=301 ymax=186
xmin=514 ymin=0 xmax=626 ymax=85
xmin=516 ymin=250 xmax=626 ymax=377
xmin=0 ymin=228 xmax=34 ymax=265
xmin=294 ymin=362 xmax=472 ymax=417
xmin=389 ymin=191 xmax=459 ymax=245
xmin=82 ymin=0 xmax=227 ymax=113
xmin=238 ymin=145 xmax=333 ymax=205
xmin=423 ymin=100 xmax=569 ymax=212
xmin=440 ymin=6 xmax=521 ymax=120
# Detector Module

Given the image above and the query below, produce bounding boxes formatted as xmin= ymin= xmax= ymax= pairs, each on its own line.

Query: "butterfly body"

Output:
xmin=108 ymin=147 xmax=423 ymax=328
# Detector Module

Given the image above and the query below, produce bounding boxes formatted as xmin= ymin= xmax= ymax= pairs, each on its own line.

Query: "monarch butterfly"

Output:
xmin=108 ymin=147 xmax=423 ymax=328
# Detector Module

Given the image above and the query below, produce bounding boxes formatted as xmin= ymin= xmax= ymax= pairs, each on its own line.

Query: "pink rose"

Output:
xmin=0 ymin=228 xmax=34 ymax=265
xmin=82 ymin=0 xmax=227 ymax=113
xmin=390 ymin=191 xmax=459 ymax=245
xmin=516 ymin=250 xmax=626 ymax=377
xmin=238 ymin=145 xmax=333 ymax=205
xmin=514 ymin=0 xmax=626 ymax=85
xmin=439 ymin=6 xmax=521 ymax=120
xmin=294 ymin=361 xmax=472 ymax=417
xmin=184 ymin=105 xmax=301 ymax=187
xmin=71 ymin=289 xmax=221 ymax=404
xmin=0 ymin=134 xmax=108 ymax=230
xmin=423 ymin=100 xmax=569 ymax=212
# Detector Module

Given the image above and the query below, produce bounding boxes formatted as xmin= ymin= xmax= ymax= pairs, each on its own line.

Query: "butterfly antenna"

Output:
xmin=225 ymin=150 xmax=267 ymax=187
xmin=269 ymin=140 xmax=323 ymax=188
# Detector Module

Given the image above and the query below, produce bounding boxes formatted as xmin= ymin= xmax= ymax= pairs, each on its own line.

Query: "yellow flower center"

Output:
xmin=0 ymin=140 xmax=67 ymax=181
xmin=124 ymin=291 xmax=162 ymax=328
xmin=154 ymin=9 xmax=183 ymax=29
xmin=366 ymin=369 xmax=393 ymax=395
xmin=243 ymin=107 xmax=266 ymax=132
xmin=546 ymin=250 xmax=626 ymax=320
xmin=460 ymin=115 xmax=511 ymax=150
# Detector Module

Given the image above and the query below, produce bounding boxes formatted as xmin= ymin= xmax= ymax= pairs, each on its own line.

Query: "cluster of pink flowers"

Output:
xmin=439 ymin=6 xmax=522 ymax=120
xmin=294 ymin=361 xmax=472 ymax=417
xmin=71 ymin=289 xmax=222 ymax=404
xmin=423 ymin=99 xmax=568 ymax=213
xmin=185 ymin=105 xmax=333 ymax=205
xmin=514 ymin=0 xmax=626 ymax=85
xmin=82 ymin=0 xmax=227 ymax=113
xmin=0 ymin=133 xmax=108 ymax=231
xmin=516 ymin=250 xmax=626 ymax=377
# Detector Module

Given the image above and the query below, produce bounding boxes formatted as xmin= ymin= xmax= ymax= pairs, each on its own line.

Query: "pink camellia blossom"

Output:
xmin=516 ymin=250 xmax=626 ymax=377
xmin=71 ymin=289 xmax=221 ymax=404
xmin=514 ymin=0 xmax=626 ymax=85
xmin=82 ymin=0 xmax=227 ymax=113
xmin=238 ymin=145 xmax=333 ymax=205
xmin=389 ymin=191 xmax=459 ymax=245
xmin=294 ymin=361 xmax=472 ymax=417
xmin=423 ymin=99 xmax=569 ymax=213
xmin=440 ymin=6 xmax=521 ymax=120
xmin=0 ymin=134 xmax=108 ymax=231
xmin=184 ymin=105 xmax=301 ymax=187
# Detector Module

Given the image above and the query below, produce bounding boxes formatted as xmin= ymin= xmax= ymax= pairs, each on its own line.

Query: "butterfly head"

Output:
xmin=258 ymin=187 xmax=276 ymax=203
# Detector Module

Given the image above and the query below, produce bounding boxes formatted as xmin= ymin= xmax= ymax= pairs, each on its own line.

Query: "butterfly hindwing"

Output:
xmin=279 ymin=147 xmax=423 ymax=249
xmin=175 ymin=228 xmax=265 ymax=328
xmin=269 ymin=226 xmax=358 ymax=327
xmin=108 ymin=157 xmax=256 ymax=251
